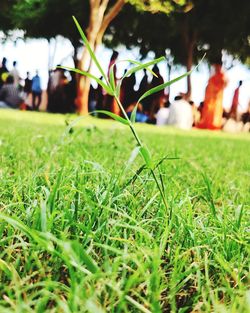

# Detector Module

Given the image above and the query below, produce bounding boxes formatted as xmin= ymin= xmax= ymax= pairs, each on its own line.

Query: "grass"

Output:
xmin=0 ymin=110 xmax=249 ymax=313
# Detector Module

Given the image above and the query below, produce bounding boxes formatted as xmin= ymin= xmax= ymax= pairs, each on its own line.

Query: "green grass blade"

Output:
xmin=94 ymin=110 xmax=129 ymax=125
xmin=123 ymin=59 xmax=159 ymax=77
xmin=130 ymin=103 xmax=139 ymax=123
xmin=109 ymin=63 xmax=116 ymax=92
xmin=58 ymin=66 xmax=113 ymax=95
xmin=126 ymin=57 xmax=165 ymax=78
xmin=139 ymin=146 xmax=153 ymax=169
xmin=72 ymin=16 xmax=108 ymax=83
xmin=48 ymin=167 xmax=63 ymax=213
xmin=71 ymin=241 xmax=99 ymax=274
xmin=113 ymin=58 xmax=163 ymax=96
xmin=40 ymin=200 xmax=47 ymax=232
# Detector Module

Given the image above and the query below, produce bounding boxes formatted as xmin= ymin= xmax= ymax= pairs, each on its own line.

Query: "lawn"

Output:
xmin=0 ymin=110 xmax=249 ymax=313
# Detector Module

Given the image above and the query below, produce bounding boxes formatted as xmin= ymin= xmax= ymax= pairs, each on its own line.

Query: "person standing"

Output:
xmin=23 ymin=72 xmax=32 ymax=97
xmin=229 ymin=80 xmax=242 ymax=120
xmin=0 ymin=57 xmax=9 ymax=89
xmin=198 ymin=61 xmax=227 ymax=130
xmin=119 ymin=70 xmax=136 ymax=110
xmin=31 ymin=70 xmax=42 ymax=111
xmin=10 ymin=61 xmax=20 ymax=87
xmin=147 ymin=65 xmax=165 ymax=120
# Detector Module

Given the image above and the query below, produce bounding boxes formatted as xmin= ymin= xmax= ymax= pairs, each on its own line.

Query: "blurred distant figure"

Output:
xmin=49 ymin=66 xmax=64 ymax=92
xmin=198 ymin=61 xmax=227 ymax=130
xmin=155 ymin=100 xmax=170 ymax=126
xmin=138 ymin=69 xmax=150 ymax=111
xmin=189 ymin=100 xmax=201 ymax=126
xmin=0 ymin=57 xmax=9 ymax=89
xmin=0 ymin=75 xmax=23 ymax=109
xmin=48 ymin=68 xmax=76 ymax=113
xmin=64 ymin=73 xmax=77 ymax=113
xmin=31 ymin=71 xmax=42 ymax=110
xmin=10 ymin=61 xmax=20 ymax=87
xmin=241 ymin=101 xmax=250 ymax=127
xmin=119 ymin=70 xmax=136 ymax=110
xmin=96 ymin=77 xmax=104 ymax=111
xmin=138 ymin=69 xmax=149 ymax=97
xmin=167 ymin=95 xmax=193 ymax=130
xmin=229 ymin=80 xmax=242 ymax=120
xmin=148 ymin=65 xmax=165 ymax=117
xmin=47 ymin=67 xmax=64 ymax=112
xmin=88 ymin=84 xmax=97 ymax=113
xmin=23 ymin=71 xmax=32 ymax=98
xmin=126 ymin=103 xmax=149 ymax=123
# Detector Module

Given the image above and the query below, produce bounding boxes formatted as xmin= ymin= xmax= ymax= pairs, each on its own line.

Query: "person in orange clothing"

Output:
xmin=198 ymin=61 xmax=227 ymax=130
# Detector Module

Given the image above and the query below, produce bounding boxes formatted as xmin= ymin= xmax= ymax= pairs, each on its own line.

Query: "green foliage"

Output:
xmin=128 ymin=0 xmax=177 ymax=14
xmin=0 ymin=0 xmax=16 ymax=33
xmin=107 ymin=0 xmax=250 ymax=65
xmin=12 ymin=0 xmax=89 ymax=45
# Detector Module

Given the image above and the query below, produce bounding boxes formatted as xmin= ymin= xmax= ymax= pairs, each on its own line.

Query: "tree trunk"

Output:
xmin=186 ymin=42 xmax=193 ymax=99
xmin=180 ymin=15 xmax=197 ymax=100
xmin=76 ymin=26 xmax=100 ymax=115
xmin=76 ymin=0 xmax=125 ymax=115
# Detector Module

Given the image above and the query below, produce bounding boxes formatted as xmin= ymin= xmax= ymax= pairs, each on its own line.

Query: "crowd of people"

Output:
xmin=0 ymin=54 xmax=249 ymax=132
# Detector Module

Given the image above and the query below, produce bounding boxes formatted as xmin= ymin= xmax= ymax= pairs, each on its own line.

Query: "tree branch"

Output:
xmin=96 ymin=0 xmax=125 ymax=45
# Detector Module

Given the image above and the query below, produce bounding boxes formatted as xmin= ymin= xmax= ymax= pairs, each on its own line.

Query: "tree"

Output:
xmin=107 ymin=0 xmax=250 ymax=98
xmin=12 ymin=0 xmax=89 ymax=64
xmin=0 ymin=1 xmax=16 ymax=34
xmin=77 ymin=0 xmax=125 ymax=115
xmin=12 ymin=0 xmax=125 ymax=115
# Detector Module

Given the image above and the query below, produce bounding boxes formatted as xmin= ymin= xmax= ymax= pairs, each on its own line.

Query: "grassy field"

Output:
xmin=0 ymin=110 xmax=249 ymax=313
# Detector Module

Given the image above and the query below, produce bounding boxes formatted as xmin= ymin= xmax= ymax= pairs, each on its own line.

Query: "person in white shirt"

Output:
xmin=156 ymin=101 xmax=170 ymax=126
xmin=167 ymin=95 xmax=193 ymax=130
xmin=10 ymin=61 xmax=20 ymax=87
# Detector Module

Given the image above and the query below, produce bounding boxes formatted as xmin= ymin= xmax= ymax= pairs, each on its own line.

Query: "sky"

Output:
xmin=1 ymin=34 xmax=250 ymax=112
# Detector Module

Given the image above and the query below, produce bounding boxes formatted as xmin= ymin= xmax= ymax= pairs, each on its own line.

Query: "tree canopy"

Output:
xmin=107 ymin=0 xmax=250 ymax=64
xmin=105 ymin=0 xmax=249 ymax=96
xmin=11 ymin=0 xmax=89 ymax=48
xmin=0 ymin=0 xmax=16 ymax=33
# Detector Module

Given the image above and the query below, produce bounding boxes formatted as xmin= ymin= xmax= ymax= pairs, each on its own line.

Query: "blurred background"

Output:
xmin=0 ymin=0 xmax=249 ymax=128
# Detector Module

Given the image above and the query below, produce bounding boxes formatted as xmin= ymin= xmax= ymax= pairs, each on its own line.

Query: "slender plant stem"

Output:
xmin=114 ymin=94 xmax=168 ymax=210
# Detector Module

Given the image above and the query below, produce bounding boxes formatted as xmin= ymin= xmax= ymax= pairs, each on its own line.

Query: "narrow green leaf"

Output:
xmin=72 ymin=16 xmax=108 ymax=83
xmin=125 ymin=56 xmax=165 ymax=78
xmin=48 ymin=167 xmax=63 ymax=213
xmin=123 ymin=59 xmax=158 ymax=77
xmin=40 ymin=200 xmax=47 ymax=232
xmin=123 ymin=164 xmax=146 ymax=188
xmin=130 ymin=103 xmax=139 ymax=123
xmin=94 ymin=110 xmax=129 ymax=125
xmin=139 ymin=146 xmax=153 ymax=169
xmin=71 ymin=241 xmax=99 ymax=274
xmin=109 ymin=63 xmax=116 ymax=92
xmin=112 ymin=58 xmax=162 ymax=96
xmin=58 ymin=66 xmax=113 ymax=95
xmin=138 ymin=55 xmax=205 ymax=103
